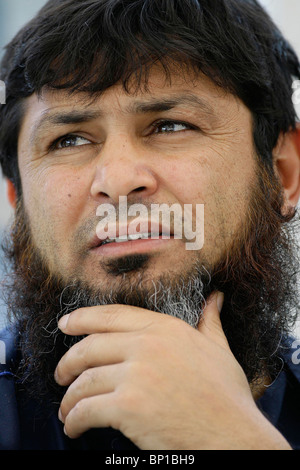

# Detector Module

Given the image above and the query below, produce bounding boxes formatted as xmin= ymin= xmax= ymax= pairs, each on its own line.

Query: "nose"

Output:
xmin=90 ymin=136 xmax=158 ymax=203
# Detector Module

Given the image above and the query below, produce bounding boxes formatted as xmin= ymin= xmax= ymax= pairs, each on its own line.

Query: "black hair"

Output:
xmin=0 ymin=0 xmax=300 ymax=192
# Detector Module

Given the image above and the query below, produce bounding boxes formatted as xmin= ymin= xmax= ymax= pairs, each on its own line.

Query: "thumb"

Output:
xmin=198 ymin=291 xmax=229 ymax=349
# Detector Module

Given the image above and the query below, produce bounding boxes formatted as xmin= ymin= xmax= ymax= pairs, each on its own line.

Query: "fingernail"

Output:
xmin=216 ymin=292 xmax=224 ymax=313
xmin=58 ymin=314 xmax=70 ymax=331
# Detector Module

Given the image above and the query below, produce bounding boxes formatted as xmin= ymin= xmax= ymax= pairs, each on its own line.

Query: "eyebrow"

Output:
xmin=29 ymin=109 xmax=102 ymax=146
xmin=30 ymin=93 xmax=216 ymax=146
xmin=128 ymin=94 xmax=216 ymax=116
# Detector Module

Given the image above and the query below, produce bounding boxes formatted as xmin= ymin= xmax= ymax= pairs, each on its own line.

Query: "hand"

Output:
xmin=55 ymin=292 xmax=291 ymax=449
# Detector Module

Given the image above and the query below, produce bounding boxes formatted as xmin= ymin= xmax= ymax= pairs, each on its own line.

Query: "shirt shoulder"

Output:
xmin=0 ymin=326 xmax=21 ymax=450
xmin=258 ymin=337 xmax=300 ymax=450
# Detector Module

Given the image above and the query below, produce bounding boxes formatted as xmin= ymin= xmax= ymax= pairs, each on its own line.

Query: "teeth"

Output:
xmin=102 ymin=233 xmax=154 ymax=245
xmin=127 ymin=234 xmax=142 ymax=241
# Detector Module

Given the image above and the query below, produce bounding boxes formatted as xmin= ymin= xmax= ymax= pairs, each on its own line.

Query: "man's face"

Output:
xmin=11 ymin=65 xmax=298 ymax=396
xmin=17 ymin=67 xmax=256 ymax=292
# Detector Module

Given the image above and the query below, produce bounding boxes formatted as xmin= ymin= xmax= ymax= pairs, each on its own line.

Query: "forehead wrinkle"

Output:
xmin=126 ymin=93 xmax=217 ymax=117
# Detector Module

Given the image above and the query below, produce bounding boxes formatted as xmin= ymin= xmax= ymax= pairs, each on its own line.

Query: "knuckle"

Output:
xmin=115 ymin=386 xmax=140 ymax=415
xmin=136 ymin=331 xmax=166 ymax=358
xmin=74 ymin=334 xmax=98 ymax=362
xmin=124 ymin=359 xmax=141 ymax=377
xmin=101 ymin=306 xmax=122 ymax=331
xmin=65 ymin=397 xmax=90 ymax=428
xmin=80 ymin=367 xmax=96 ymax=384
xmin=69 ymin=369 xmax=92 ymax=397
xmin=73 ymin=397 xmax=89 ymax=418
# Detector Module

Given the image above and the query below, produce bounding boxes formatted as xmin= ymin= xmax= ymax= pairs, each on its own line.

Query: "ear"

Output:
xmin=6 ymin=179 xmax=17 ymax=209
xmin=274 ymin=124 xmax=300 ymax=213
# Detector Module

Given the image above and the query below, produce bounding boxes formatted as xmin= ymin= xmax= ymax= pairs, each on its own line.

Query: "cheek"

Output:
xmin=43 ymin=172 xmax=85 ymax=220
xmin=21 ymin=169 xmax=89 ymax=262
xmin=205 ymin=160 xmax=256 ymax=255
xmin=166 ymin=150 xmax=256 ymax=261
xmin=161 ymin=157 xmax=208 ymax=203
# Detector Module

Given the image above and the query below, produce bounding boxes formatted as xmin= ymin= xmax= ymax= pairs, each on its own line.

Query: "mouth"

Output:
xmin=101 ymin=231 xmax=166 ymax=246
xmin=90 ymin=224 xmax=175 ymax=257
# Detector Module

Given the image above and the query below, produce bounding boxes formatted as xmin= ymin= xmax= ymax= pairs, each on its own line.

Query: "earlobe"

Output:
xmin=274 ymin=125 xmax=300 ymax=211
xmin=6 ymin=179 xmax=17 ymax=209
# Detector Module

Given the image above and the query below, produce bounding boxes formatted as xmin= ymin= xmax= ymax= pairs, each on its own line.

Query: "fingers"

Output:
xmin=59 ymin=363 xmax=122 ymax=425
xmin=62 ymin=393 xmax=119 ymax=439
xmin=55 ymin=332 xmax=128 ymax=386
xmin=58 ymin=304 xmax=158 ymax=336
xmin=198 ymin=291 xmax=224 ymax=330
xmin=197 ymin=291 xmax=230 ymax=350
xmin=56 ymin=306 xmax=160 ymax=385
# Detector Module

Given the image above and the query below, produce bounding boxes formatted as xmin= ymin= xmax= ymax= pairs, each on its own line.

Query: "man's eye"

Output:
xmin=153 ymin=121 xmax=195 ymax=134
xmin=55 ymin=135 xmax=91 ymax=149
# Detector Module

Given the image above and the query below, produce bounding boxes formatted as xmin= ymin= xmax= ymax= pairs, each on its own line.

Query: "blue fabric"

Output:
xmin=257 ymin=338 xmax=300 ymax=450
xmin=0 ymin=327 xmax=299 ymax=450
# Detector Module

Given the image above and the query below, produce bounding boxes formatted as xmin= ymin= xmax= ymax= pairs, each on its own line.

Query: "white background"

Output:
xmin=0 ymin=1 xmax=299 ymax=337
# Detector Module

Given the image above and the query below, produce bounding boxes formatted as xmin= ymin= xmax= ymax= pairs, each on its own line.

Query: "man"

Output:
xmin=0 ymin=0 xmax=299 ymax=450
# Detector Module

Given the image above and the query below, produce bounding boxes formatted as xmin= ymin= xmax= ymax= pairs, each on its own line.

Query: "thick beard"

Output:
xmin=1 ymin=161 xmax=299 ymax=405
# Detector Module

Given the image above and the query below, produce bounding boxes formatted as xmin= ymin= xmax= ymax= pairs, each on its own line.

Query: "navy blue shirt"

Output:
xmin=0 ymin=327 xmax=299 ymax=450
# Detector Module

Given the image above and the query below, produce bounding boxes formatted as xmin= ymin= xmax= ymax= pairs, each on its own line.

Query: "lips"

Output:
xmin=90 ymin=222 xmax=174 ymax=249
